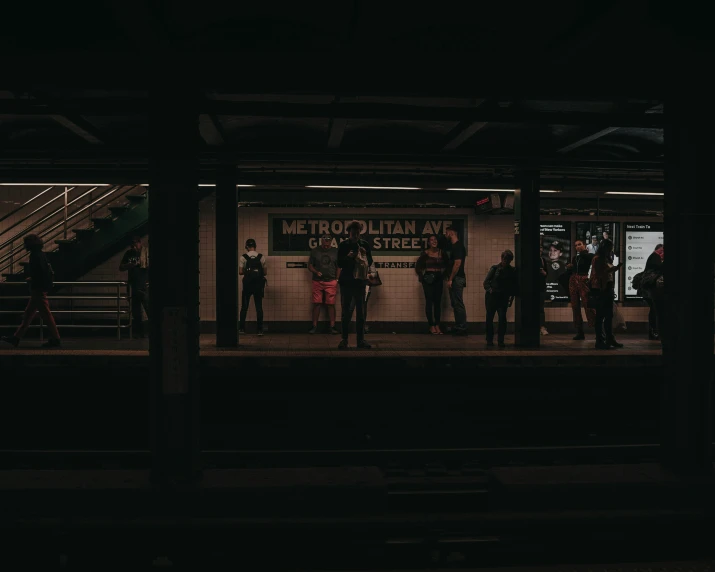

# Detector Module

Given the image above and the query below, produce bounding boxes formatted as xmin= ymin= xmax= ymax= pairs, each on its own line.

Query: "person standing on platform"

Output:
xmin=590 ymin=238 xmax=623 ymax=349
xmin=539 ymin=244 xmax=548 ymax=336
xmin=445 ymin=225 xmax=468 ymax=336
xmin=308 ymin=233 xmax=340 ymax=334
xmin=483 ymin=249 xmax=517 ymax=348
xmin=239 ymin=238 xmax=267 ymax=336
xmin=1 ymin=234 xmax=61 ymax=348
xmin=567 ymin=239 xmax=595 ymax=340
xmin=337 ymin=220 xmax=373 ymax=349
xmin=415 ymin=234 xmax=449 ymax=334
xmin=643 ymin=243 xmax=664 ymax=340
xmin=587 ymin=236 xmax=600 ymax=254
xmin=119 ymin=235 xmax=150 ymax=338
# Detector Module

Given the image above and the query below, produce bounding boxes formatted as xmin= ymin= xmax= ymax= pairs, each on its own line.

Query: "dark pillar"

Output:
xmin=661 ymin=98 xmax=714 ymax=474
xmin=148 ymin=83 xmax=201 ymax=485
xmin=215 ymin=164 xmax=239 ymax=347
xmin=514 ymin=170 xmax=541 ymax=348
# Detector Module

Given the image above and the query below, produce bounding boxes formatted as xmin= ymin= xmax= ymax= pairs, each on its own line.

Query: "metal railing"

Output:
xmin=0 ymin=281 xmax=131 ymax=340
xmin=0 ymin=185 xmax=140 ymax=277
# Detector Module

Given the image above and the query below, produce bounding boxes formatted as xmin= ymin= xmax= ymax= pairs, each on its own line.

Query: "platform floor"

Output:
xmin=0 ymin=332 xmax=664 ymax=358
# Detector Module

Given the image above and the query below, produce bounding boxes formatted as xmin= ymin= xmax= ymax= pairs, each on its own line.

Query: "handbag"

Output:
xmin=367 ymin=270 xmax=382 ymax=286
xmin=353 ymin=246 xmax=369 ymax=280
xmin=422 ymin=272 xmax=436 ymax=285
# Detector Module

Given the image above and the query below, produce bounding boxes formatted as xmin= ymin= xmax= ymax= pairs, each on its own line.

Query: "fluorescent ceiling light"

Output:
xmin=306 ymin=185 xmax=421 ymax=190
xmin=605 ymin=191 xmax=664 ymax=196
xmin=140 ymin=184 xmax=255 ymax=188
xmin=540 ymin=190 xmax=561 ymax=193
xmin=447 ymin=188 xmax=516 ymax=192
xmin=0 ymin=183 xmax=108 ymax=186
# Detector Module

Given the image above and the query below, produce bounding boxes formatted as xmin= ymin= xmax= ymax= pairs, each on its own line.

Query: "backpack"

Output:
xmin=31 ymin=251 xmax=54 ymax=290
xmin=631 ymin=271 xmax=644 ymax=292
xmin=242 ymin=253 xmax=264 ymax=286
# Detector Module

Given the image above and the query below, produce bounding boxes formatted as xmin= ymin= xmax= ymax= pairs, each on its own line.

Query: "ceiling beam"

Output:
xmin=199 ymin=113 xmax=225 ymax=146
xmin=557 ymin=127 xmax=620 ymax=153
xmin=48 ymin=114 xmax=104 ymax=145
xmin=442 ymin=121 xmax=488 ymax=151
xmin=327 ymin=118 xmax=347 ymax=149
xmin=0 ymin=99 xmax=665 ymax=128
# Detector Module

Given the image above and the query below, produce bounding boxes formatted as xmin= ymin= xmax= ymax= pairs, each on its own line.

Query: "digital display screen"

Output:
xmin=624 ymin=222 xmax=664 ymax=299
xmin=540 ymin=222 xmax=571 ymax=301
xmin=575 ymin=222 xmax=621 ymax=301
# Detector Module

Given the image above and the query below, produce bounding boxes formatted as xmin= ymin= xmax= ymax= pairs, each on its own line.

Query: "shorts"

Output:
xmin=312 ymin=279 xmax=338 ymax=304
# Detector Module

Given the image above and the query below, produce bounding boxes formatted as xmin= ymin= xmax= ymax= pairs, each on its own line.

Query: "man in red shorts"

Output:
xmin=308 ymin=233 xmax=340 ymax=334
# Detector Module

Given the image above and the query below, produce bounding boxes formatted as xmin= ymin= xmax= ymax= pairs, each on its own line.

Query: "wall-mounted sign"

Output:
xmin=540 ymin=222 xmax=572 ymax=301
xmin=624 ymin=222 xmax=664 ymax=299
xmin=575 ymin=222 xmax=621 ymax=301
xmin=374 ymin=262 xmax=416 ymax=269
xmin=269 ymin=215 xmax=467 ymax=255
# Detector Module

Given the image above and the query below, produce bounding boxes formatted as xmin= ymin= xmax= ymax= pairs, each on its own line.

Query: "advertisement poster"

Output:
xmin=575 ymin=222 xmax=621 ymax=300
xmin=540 ymin=222 xmax=571 ymax=301
xmin=624 ymin=222 xmax=664 ymax=299
xmin=269 ymin=215 xmax=467 ymax=255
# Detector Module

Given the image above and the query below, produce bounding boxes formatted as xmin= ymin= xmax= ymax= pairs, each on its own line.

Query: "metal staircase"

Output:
xmin=0 ymin=184 xmax=148 ymax=284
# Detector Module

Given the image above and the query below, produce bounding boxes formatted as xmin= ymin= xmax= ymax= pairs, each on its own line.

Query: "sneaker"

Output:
xmin=486 ymin=340 xmax=495 ymax=347
xmin=540 ymin=326 xmax=549 ymax=336
xmin=363 ymin=325 xmax=370 ymax=334
xmin=451 ymin=328 xmax=468 ymax=336
xmin=309 ymin=326 xmax=318 ymax=334
xmin=330 ymin=326 xmax=340 ymax=335
xmin=573 ymin=332 xmax=585 ymax=340
xmin=498 ymin=341 xmax=506 ymax=348
xmin=1 ymin=335 xmax=19 ymax=347
xmin=357 ymin=341 xmax=372 ymax=349
xmin=257 ymin=330 xmax=264 ymax=337
xmin=338 ymin=339 xmax=348 ymax=350
xmin=608 ymin=338 xmax=624 ymax=348
xmin=41 ymin=338 xmax=60 ymax=349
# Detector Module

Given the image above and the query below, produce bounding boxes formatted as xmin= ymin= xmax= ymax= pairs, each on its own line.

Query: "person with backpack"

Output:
xmin=239 ymin=238 xmax=267 ymax=336
xmin=1 ymin=234 xmax=61 ymax=348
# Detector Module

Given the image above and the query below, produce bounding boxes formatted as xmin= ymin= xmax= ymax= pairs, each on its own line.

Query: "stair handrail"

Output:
xmin=0 ymin=185 xmax=139 ymax=275
xmin=0 ymin=185 xmax=122 ymax=270
xmin=0 ymin=186 xmax=79 ymax=243
xmin=0 ymin=185 xmax=57 ymax=227
xmin=0 ymin=187 xmax=97 ymax=252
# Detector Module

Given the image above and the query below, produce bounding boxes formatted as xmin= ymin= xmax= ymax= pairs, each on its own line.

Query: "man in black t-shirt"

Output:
xmin=120 ymin=235 xmax=150 ymax=337
xmin=445 ymin=225 xmax=468 ymax=335
xmin=337 ymin=221 xmax=373 ymax=349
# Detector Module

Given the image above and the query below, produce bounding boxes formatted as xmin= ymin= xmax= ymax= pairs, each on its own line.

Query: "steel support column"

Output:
xmin=661 ymin=98 xmax=714 ymax=474
xmin=148 ymin=82 xmax=201 ymax=485
xmin=514 ymin=171 xmax=541 ymax=348
xmin=215 ymin=164 xmax=239 ymax=347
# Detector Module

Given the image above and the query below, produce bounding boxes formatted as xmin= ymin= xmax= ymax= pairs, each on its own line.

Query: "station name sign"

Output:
xmin=269 ymin=215 xmax=467 ymax=254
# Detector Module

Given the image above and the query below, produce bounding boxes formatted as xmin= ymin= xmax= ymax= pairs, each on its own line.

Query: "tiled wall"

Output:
xmin=196 ymin=199 xmax=653 ymax=326
xmin=2 ymin=189 xmax=656 ymax=327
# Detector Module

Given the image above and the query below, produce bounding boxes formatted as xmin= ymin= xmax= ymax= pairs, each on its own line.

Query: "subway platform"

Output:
xmin=0 ymin=333 xmax=666 ymax=366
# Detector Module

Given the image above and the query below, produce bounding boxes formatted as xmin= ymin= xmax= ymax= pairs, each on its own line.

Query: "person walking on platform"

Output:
xmin=567 ymin=239 xmax=595 ymax=340
xmin=308 ymin=233 xmax=340 ymax=334
xmin=1 ymin=234 xmax=61 ymax=348
xmin=239 ymin=238 xmax=267 ymax=336
xmin=337 ymin=220 xmax=373 ymax=349
xmin=120 ymin=235 xmax=150 ymax=338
